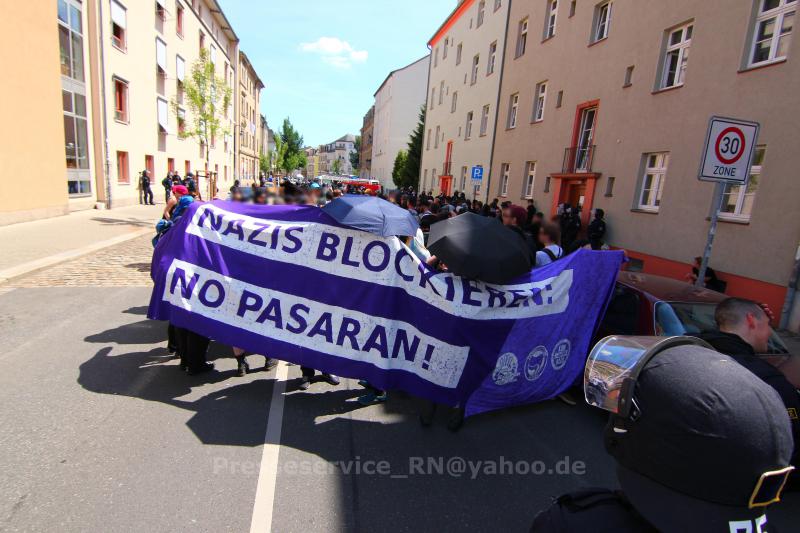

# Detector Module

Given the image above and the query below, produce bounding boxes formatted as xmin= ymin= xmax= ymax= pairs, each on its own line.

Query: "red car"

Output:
xmin=597 ymin=270 xmax=791 ymax=355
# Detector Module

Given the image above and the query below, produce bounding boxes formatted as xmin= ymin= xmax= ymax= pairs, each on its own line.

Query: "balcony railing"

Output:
xmin=442 ymin=161 xmax=452 ymax=176
xmin=562 ymin=145 xmax=596 ymax=174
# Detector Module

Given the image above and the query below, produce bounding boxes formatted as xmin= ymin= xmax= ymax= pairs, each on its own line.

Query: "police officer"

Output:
xmin=531 ymin=339 xmax=795 ymax=532
xmin=140 ymin=170 xmax=155 ymax=205
xmin=588 ymin=208 xmax=606 ymax=250
xmin=161 ymin=172 xmax=173 ymax=203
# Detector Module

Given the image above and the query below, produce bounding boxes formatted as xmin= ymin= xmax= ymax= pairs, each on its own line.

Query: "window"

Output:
xmin=545 ymin=0 xmax=558 ymax=39
xmin=660 ymin=23 xmax=693 ymax=89
xmin=156 ymin=37 xmax=167 ymax=74
xmin=624 ymin=65 xmax=634 ymax=87
xmin=176 ymin=3 xmax=184 ymax=36
xmin=508 ymin=93 xmax=519 ymax=128
xmin=532 ymin=82 xmax=547 ymax=122
xmin=465 ymin=111 xmax=474 ymax=139
xmin=720 ymin=146 xmax=765 ymax=220
xmin=749 ymin=0 xmax=796 ymax=66
xmin=117 ymin=151 xmax=130 ymax=184
xmin=456 ymin=43 xmax=463 ymax=65
xmin=593 ymin=1 xmax=613 ymax=42
xmin=488 ymin=41 xmax=497 ymax=74
xmin=176 ymin=55 xmax=186 ymax=98
xmin=434 ymin=47 xmax=439 ymax=67
xmin=460 ymin=166 xmax=468 ymax=191
xmin=427 ymin=129 xmax=432 ymax=150
xmin=423 ymin=169 xmax=428 ymax=191
xmin=544 ymin=176 xmax=551 ymax=193
xmin=499 ymin=164 xmax=510 ymax=196
xmin=605 ymin=176 xmax=615 ymax=197
xmin=156 ymin=0 xmax=166 ymax=21
xmin=524 ymin=161 xmax=536 ymax=198
xmin=477 ymin=1 xmax=486 ymax=27
xmin=569 ymin=0 xmax=577 ymax=17
xmin=168 ymin=158 xmax=175 ymax=172
xmin=638 ymin=153 xmax=669 ymax=210
xmin=58 ymin=0 xmax=85 ymax=81
xmin=471 ymin=55 xmax=480 ymax=84
xmin=556 ymin=89 xmax=563 ymax=107
xmin=451 ymin=91 xmax=458 ymax=113
xmin=111 ymin=0 xmax=127 ymax=51
xmin=435 ymin=126 xmax=440 ymax=149
xmin=430 ymin=87 xmax=435 ymax=109
xmin=439 ymin=81 xmax=445 ymax=105
xmin=199 ymin=31 xmax=205 ymax=50
xmin=177 ymin=107 xmax=186 ymax=135
xmin=157 ymin=97 xmax=170 ymax=134
xmin=443 ymin=38 xmax=449 ymax=59
xmin=113 ymin=78 xmax=128 ymax=122
xmin=62 ymin=90 xmax=90 ymax=173
xmin=516 ymin=18 xmax=529 ymax=57
xmin=185 ymin=160 xmax=191 ymax=175
xmin=480 ymin=104 xmax=490 ymax=135
xmin=432 ymin=169 xmax=438 ymax=190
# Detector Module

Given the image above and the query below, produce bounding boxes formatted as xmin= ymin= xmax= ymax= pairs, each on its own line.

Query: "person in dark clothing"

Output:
xmin=688 ymin=256 xmax=726 ymax=292
xmin=588 ymin=208 xmax=606 ymax=250
xmin=140 ymin=170 xmax=155 ymax=205
xmin=525 ymin=200 xmax=536 ymax=226
xmin=161 ymin=173 xmax=173 ymax=203
xmin=174 ymin=326 xmax=214 ymax=375
xmin=502 ymin=204 xmax=538 ymax=260
xmin=697 ymin=297 xmax=799 ymax=488
xmin=185 ymin=172 xmax=200 ymax=200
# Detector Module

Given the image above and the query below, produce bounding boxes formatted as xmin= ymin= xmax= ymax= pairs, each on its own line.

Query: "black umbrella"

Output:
xmin=427 ymin=213 xmax=533 ymax=284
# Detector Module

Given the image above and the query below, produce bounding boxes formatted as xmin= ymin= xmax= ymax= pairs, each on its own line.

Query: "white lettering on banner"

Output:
xmin=163 ymin=259 xmax=470 ymax=388
xmin=185 ymin=204 xmax=572 ymax=321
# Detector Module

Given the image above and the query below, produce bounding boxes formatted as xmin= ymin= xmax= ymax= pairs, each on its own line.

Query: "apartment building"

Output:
xmin=305 ymin=147 xmax=320 ymax=179
xmin=0 ymin=1 xmax=75 ymax=225
xmin=492 ymin=0 xmax=800 ymax=324
xmin=420 ymin=0 xmax=511 ymax=199
xmin=237 ymin=51 xmax=264 ymax=183
xmin=359 ymin=106 xmax=374 ymax=179
xmin=319 ymin=135 xmax=357 ymax=175
xmin=371 ymin=56 xmax=429 ymax=189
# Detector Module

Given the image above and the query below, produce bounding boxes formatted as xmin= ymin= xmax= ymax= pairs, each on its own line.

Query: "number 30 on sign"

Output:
xmin=699 ymin=116 xmax=760 ymax=185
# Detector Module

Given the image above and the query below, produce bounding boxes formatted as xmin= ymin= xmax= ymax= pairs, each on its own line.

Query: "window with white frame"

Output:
xmin=456 ymin=43 xmax=463 ymax=65
xmin=465 ymin=111 xmax=474 ymax=139
xmin=638 ymin=153 xmax=669 ymax=210
xmin=749 ymin=0 xmax=796 ymax=66
xmin=435 ymin=126 xmax=440 ymax=149
xmin=439 ymin=81 xmax=445 ymax=105
xmin=471 ymin=55 xmax=480 ymax=84
xmin=480 ymin=104 xmax=490 ymax=135
xmin=488 ymin=41 xmax=497 ymax=74
xmin=517 ymin=18 xmax=529 ymax=57
xmin=532 ymin=82 xmax=547 ymax=122
xmin=719 ymin=146 xmax=765 ymax=220
xmin=451 ymin=91 xmax=458 ymax=113
xmin=524 ymin=161 xmax=536 ymax=198
xmin=593 ymin=1 xmax=613 ymax=42
xmin=508 ymin=93 xmax=519 ymax=128
xmin=659 ymin=23 xmax=693 ymax=89
xmin=500 ymin=164 xmax=510 ymax=196
xmin=460 ymin=166 xmax=468 ymax=191
xmin=443 ymin=37 xmax=449 ymax=59
xmin=545 ymin=0 xmax=558 ymax=39
xmin=426 ymin=129 xmax=432 ymax=150
xmin=430 ymin=87 xmax=435 ymax=109
xmin=477 ymin=0 xmax=486 ymax=27
xmin=111 ymin=0 xmax=127 ymax=51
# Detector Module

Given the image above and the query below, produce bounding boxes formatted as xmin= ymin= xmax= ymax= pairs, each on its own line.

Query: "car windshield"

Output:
xmin=654 ymin=301 xmax=789 ymax=355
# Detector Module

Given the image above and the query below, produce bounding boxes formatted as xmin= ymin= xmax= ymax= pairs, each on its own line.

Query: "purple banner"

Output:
xmin=148 ymin=201 xmax=623 ymax=416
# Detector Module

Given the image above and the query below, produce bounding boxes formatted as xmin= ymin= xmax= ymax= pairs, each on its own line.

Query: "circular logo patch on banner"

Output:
xmin=492 ymin=352 xmax=520 ymax=386
xmin=551 ymin=339 xmax=571 ymax=371
xmin=524 ymin=346 xmax=548 ymax=381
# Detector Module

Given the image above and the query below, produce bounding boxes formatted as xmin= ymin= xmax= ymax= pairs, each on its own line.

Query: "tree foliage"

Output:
xmin=173 ymin=48 xmax=231 ymax=167
xmin=331 ymin=158 xmax=342 ymax=175
xmin=350 ymin=135 xmax=361 ymax=171
xmin=259 ymin=153 xmax=270 ymax=175
xmin=277 ymin=118 xmax=306 ymax=175
xmin=392 ymin=150 xmax=408 ymax=186
xmin=397 ymin=107 xmax=425 ymax=190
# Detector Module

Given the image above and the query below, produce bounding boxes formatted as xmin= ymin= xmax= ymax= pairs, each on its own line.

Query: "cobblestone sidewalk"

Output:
xmin=2 ymin=235 xmax=153 ymax=288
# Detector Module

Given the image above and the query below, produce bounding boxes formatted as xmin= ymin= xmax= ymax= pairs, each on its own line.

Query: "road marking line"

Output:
xmin=249 ymin=361 xmax=289 ymax=533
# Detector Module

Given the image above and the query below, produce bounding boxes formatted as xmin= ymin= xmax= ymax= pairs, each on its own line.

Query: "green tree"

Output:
xmin=173 ymin=48 xmax=232 ymax=174
xmin=259 ymin=153 xmax=269 ymax=175
xmin=277 ymin=118 xmax=305 ymax=175
xmin=350 ymin=135 xmax=361 ymax=171
xmin=331 ymin=158 xmax=342 ymax=175
xmin=399 ymin=107 xmax=425 ymax=190
xmin=392 ymin=150 xmax=408 ymax=186
xmin=272 ymin=135 xmax=288 ymax=176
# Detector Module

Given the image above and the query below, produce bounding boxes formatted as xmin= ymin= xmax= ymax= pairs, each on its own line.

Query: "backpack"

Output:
xmin=541 ymin=246 xmax=563 ymax=262
xmin=530 ymin=489 xmax=657 ymax=532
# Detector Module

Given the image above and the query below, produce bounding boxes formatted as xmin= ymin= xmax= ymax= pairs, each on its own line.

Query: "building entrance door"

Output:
xmin=567 ymin=181 xmax=587 ymax=209
xmin=440 ymin=175 xmax=453 ymax=196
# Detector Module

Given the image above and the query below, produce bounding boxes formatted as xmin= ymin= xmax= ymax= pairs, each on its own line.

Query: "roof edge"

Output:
xmin=373 ymin=54 xmax=430 ymax=97
xmin=428 ymin=0 xmax=475 ymax=48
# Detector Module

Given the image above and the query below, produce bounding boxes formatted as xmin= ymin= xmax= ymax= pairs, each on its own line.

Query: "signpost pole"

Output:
xmin=696 ymin=183 xmax=725 ymax=288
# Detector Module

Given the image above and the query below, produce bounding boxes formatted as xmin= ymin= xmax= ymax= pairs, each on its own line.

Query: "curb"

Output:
xmin=0 ymin=228 xmax=152 ymax=284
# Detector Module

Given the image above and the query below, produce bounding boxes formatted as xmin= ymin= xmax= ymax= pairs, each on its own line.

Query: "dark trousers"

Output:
xmin=164 ymin=188 xmax=171 ymax=203
xmin=167 ymin=323 xmax=178 ymax=352
xmin=301 ymin=366 xmax=316 ymax=378
xmin=142 ymin=187 xmax=154 ymax=205
xmin=175 ymin=326 xmax=210 ymax=371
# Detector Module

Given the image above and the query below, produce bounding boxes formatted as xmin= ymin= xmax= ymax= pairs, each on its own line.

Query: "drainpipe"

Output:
xmin=97 ymin=0 xmax=113 ymax=209
xmin=485 ymin=0 xmax=512 ymax=204
xmin=779 ymin=242 xmax=800 ymax=330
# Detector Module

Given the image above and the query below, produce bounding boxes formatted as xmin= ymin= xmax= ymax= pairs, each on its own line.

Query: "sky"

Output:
xmin=219 ymin=0 xmax=455 ymax=147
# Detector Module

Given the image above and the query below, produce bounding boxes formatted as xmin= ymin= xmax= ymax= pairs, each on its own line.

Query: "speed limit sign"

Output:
xmin=699 ymin=116 xmax=760 ymax=184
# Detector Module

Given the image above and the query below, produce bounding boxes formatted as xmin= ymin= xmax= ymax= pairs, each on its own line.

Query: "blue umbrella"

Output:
xmin=322 ymin=195 xmax=420 ymax=237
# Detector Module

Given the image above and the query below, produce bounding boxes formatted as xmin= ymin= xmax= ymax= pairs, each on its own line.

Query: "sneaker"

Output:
xmin=321 ymin=374 xmax=340 ymax=386
xmin=357 ymin=391 xmax=387 ymax=406
xmin=262 ymin=358 xmax=278 ymax=372
xmin=236 ymin=357 xmax=249 ymax=377
xmin=187 ymin=362 xmax=215 ymax=376
xmin=298 ymin=376 xmax=311 ymax=391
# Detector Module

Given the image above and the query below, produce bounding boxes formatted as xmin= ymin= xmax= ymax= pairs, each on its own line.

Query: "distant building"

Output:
xmin=359 ymin=106 xmax=374 ymax=180
xmin=319 ymin=134 xmax=357 ymax=175
xmin=371 ymin=56 xmax=429 ymax=189
xmin=237 ymin=51 xmax=264 ymax=183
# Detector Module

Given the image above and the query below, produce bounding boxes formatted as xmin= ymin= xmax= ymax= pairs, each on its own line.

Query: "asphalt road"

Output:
xmin=0 ymin=240 xmax=798 ymax=532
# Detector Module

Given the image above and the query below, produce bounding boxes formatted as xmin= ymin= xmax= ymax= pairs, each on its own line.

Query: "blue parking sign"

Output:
xmin=471 ymin=166 xmax=483 ymax=181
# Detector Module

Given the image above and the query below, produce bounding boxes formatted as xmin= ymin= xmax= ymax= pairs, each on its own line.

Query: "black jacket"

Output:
xmin=698 ymin=331 xmax=800 ymax=475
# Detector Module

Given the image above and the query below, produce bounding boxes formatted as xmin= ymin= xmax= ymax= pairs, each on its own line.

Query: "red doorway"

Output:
xmin=440 ymin=175 xmax=453 ymax=196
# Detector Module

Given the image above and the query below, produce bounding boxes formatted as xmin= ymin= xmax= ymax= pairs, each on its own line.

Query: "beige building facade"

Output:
xmin=359 ymin=106 xmax=374 ymax=180
xmin=491 ymin=0 xmax=800 ymax=323
xmin=420 ymin=0 xmax=511 ymax=199
xmin=237 ymin=51 xmax=264 ymax=184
